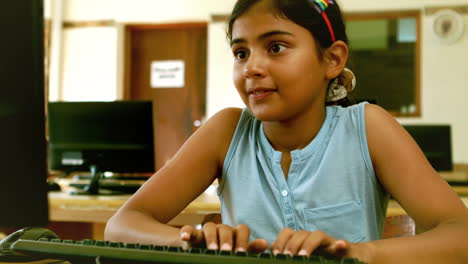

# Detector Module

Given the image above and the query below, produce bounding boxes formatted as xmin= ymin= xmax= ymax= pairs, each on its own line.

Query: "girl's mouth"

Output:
xmin=249 ymin=89 xmax=276 ymax=100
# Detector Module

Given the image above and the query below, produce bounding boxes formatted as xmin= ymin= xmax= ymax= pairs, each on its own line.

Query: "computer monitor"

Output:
xmin=47 ymin=101 xmax=155 ymax=194
xmin=402 ymin=125 xmax=453 ymax=171
xmin=0 ymin=0 xmax=49 ymax=228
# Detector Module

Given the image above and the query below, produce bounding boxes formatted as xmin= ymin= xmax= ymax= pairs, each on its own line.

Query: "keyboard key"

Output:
xmin=234 ymin=251 xmax=248 ymax=257
xmin=108 ymin=242 xmax=124 ymax=248
xmin=167 ymin=246 xmax=180 ymax=252
xmin=82 ymin=239 xmax=95 ymax=245
xmin=342 ymin=258 xmax=362 ymax=263
xmin=138 ymin=244 xmax=153 ymax=250
xmin=188 ymin=247 xmax=203 ymax=254
xmin=219 ymin=250 xmax=232 ymax=256
xmin=258 ymin=252 xmax=272 ymax=259
xmin=124 ymin=243 xmax=139 ymax=249
xmin=275 ymin=253 xmax=289 ymax=260
xmin=153 ymin=245 xmax=166 ymax=251
xmin=292 ymin=255 xmax=307 ymax=261
xmin=204 ymin=249 xmax=217 ymax=255
xmin=94 ymin=241 xmax=109 ymax=247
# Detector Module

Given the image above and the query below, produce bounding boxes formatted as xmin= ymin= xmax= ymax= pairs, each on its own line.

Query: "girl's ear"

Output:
xmin=324 ymin=41 xmax=348 ymax=80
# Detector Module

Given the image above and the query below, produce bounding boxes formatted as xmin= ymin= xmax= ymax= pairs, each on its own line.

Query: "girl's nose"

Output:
xmin=244 ymin=53 xmax=266 ymax=79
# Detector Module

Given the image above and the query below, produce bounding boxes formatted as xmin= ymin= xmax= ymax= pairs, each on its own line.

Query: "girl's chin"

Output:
xmin=249 ymin=107 xmax=281 ymax=122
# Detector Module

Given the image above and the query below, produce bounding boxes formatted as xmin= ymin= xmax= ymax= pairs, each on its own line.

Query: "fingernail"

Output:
xmin=180 ymin=232 xmax=189 ymax=240
xmin=181 ymin=242 xmax=189 ymax=251
xmin=221 ymin=243 xmax=231 ymax=251
xmin=336 ymin=240 xmax=346 ymax=248
xmin=208 ymin=243 xmax=218 ymax=250
xmin=272 ymin=249 xmax=280 ymax=255
xmin=298 ymin=249 xmax=308 ymax=256
xmin=236 ymin=247 xmax=246 ymax=252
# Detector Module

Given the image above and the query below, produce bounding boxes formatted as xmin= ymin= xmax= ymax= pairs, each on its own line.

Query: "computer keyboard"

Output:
xmin=447 ymin=180 xmax=468 ymax=187
xmin=11 ymin=238 xmax=366 ymax=264
xmin=72 ymin=174 xmax=151 ymax=181
xmin=69 ymin=178 xmax=145 ymax=194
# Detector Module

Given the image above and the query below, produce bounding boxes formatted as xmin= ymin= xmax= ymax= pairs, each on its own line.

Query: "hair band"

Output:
xmin=311 ymin=0 xmax=336 ymax=42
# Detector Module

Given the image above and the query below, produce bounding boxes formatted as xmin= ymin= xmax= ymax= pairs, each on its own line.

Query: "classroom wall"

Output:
xmin=45 ymin=0 xmax=468 ymax=163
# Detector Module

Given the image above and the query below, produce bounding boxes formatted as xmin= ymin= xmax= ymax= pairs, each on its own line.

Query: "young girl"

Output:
xmin=105 ymin=0 xmax=468 ymax=263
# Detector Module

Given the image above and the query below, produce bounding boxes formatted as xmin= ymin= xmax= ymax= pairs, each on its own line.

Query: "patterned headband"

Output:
xmin=310 ymin=0 xmax=336 ymax=42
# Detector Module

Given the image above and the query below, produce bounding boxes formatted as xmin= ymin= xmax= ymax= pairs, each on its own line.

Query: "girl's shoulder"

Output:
xmin=362 ymin=102 xmax=395 ymax=145
xmin=363 ymin=103 xmax=392 ymax=125
xmin=208 ymin=107 xmax=243 ymax=129
xmin=201 ymin=107 xmax=244 ymax=160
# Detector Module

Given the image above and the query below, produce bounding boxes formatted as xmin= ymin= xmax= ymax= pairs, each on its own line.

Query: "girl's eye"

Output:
xmin=233 ymin=49 xmax=248 ymax=60
xmin=270 ymin=43 xmax=287 ymax=54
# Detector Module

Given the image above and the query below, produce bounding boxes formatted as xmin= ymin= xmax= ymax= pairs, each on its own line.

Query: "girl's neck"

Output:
xmin=262 ymin=105 xmax=326 ymax=152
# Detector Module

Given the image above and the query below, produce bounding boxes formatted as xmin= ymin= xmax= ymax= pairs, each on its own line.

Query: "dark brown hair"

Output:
xmin=227 ymin=0 xmax=354 ymax=106
xmin=227 ymin=0 xmax=348 ymax=56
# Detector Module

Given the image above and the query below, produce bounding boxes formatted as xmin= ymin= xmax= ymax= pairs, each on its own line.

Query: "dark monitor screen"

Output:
xmin=403 ymin=125 xmax=452 ymax=171
xmin=48 ymin=101 xmax=155 ymax=175
xmin=0 ymin=0 xmax=49 ymax=228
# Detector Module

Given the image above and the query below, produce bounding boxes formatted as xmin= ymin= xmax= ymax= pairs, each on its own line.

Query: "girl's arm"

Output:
xmin=364 ymin=103 xmax=468 ymax=264
xmin=104 ymin=108 xmax=242 ymax=246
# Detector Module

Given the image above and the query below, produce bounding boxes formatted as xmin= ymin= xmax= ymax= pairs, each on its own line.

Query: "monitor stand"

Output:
xmin=70 ymin=165 xmax=124 ymax=195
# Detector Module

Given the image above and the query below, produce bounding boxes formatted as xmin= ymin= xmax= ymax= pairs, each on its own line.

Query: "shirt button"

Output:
xmin=281 ymin=190 xmax=288 ymax=197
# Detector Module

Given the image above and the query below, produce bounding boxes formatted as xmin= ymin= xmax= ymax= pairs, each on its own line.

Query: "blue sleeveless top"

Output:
xmin=217 ymin=103 xmax=389 ymax=244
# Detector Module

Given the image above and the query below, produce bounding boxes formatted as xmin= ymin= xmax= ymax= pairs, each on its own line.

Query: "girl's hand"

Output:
xmin=180 ymin=222 xmax=268 ymax=253
xmin=270 ymin=228 xmax=355 ymax=258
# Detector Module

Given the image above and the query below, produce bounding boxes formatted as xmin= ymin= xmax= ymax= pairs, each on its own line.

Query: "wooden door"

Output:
xmin=124 ymin=23 xmax=207 ymax=171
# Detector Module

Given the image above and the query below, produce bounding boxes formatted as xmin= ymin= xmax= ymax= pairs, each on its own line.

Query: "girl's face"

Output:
xmin=231 ymin=1 xmax=331 ymax=122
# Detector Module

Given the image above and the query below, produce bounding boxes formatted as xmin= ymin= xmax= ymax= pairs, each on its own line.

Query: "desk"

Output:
xmin=49 ymin=180 xmax=468 ymax=240
xmin=49 ymin=186 xmax=220 ymax=226
xmin=48 ymin=182 xmax=221 ymax=240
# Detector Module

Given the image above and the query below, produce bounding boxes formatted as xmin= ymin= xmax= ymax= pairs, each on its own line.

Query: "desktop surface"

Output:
xmin=48 ymin=177 xmax=468 ymax=226
xmin=440 ymin=171 xmax=468 ymax=187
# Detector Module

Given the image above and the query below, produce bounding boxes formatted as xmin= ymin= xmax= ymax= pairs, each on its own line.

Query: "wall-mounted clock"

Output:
xmin=432 ymin=9 xmax=465 ymax=45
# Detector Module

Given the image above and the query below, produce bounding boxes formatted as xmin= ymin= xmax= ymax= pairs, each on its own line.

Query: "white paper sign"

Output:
xmin=150 ymin=60 xmax=185 ymax=88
